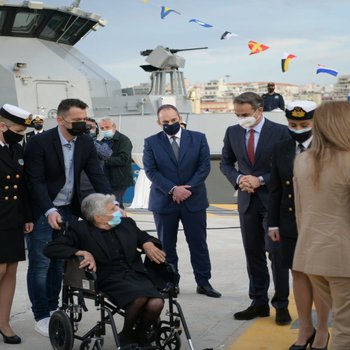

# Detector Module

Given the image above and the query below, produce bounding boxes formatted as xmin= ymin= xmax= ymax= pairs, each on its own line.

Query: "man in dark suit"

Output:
xmin=220 ymin=92 xmax=291 ymax=324
xmin=262 ymin=82 xmax=285 ymax=111
xmin=24 ymin=98 xmax=113 ymax=336
xmin=143 ymin=104 xmax=221 ymax=298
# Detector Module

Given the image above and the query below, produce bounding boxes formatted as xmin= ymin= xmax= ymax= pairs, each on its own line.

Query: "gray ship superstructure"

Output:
xmin=0 ymin=0 xmax=193 ymax=118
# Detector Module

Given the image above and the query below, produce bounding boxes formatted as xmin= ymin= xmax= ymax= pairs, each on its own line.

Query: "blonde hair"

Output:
xmin=309 ymin=101 xmax=350 ymax=186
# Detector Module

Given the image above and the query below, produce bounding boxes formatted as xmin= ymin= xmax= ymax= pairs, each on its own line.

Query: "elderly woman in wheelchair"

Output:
xmin=44 ymin=193 xmax=166 ymax=347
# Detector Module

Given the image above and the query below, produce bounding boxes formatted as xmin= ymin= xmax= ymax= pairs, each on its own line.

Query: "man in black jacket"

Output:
xmin=99 ymin=117 xmax=134 ymax=208
xmin=262 ymin=82 xmax=285 ymax=111
xmin=24 ymin=99 xmax=113 ymax=337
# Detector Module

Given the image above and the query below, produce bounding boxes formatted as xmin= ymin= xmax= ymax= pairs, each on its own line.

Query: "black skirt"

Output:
xmin=0 ymin=229 xmax=25 ymax=263
xmin=99 ymin=269 xmax=163 ymax=309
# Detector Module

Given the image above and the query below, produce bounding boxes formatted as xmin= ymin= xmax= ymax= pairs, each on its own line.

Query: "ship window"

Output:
xmin=58 ymin=18 xmax=92 ymax=44
xmin=0 ymin=11 xmax=5 ymax=32
xmin=40 ymin=14 xmax=68 ymax=40
xmin=12 ymin=12 xmax=44 ymax=34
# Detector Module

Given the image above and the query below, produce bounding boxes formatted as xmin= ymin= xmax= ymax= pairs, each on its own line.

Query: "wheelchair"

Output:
xmin=48 ymin=256 xmax=195 ymax=350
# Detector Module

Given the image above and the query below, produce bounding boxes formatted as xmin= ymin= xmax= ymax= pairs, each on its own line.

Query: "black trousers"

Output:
xmin=239 ymin=195 xmax=289 ymax=309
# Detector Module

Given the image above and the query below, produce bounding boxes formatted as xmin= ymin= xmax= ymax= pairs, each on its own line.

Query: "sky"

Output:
xmin=38 ymin=0 xmax=349 ymax=88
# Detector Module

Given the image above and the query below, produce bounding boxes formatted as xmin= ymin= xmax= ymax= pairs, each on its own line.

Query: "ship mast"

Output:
xmin=71 ymin=0 xmax=82 ymax=8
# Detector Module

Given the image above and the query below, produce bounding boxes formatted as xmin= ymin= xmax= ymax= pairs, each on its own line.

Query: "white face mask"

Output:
xmin=237 ymin=116 xmax=257 ymax=129
xmin=288 ymin=127 xmax=312 ymax=134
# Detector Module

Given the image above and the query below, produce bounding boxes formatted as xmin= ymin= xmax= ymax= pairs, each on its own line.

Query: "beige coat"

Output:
xmin=293 ymin=150 xmax=350 ymax=277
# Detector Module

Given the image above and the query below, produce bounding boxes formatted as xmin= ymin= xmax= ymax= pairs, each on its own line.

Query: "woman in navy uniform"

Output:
xmin=0 ymin=104 xmax=34 ymax=344
xmin=268 ymin=101 xmax=329 ymax=350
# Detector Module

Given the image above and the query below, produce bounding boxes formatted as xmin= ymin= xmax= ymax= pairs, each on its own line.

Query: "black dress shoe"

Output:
xmin=310 ymin=332 xmax=329 ymax=350
xmin=0 ymin=330 xmax=21 ymax=344
xmin=233 ymin=305 xmax=270 ymax=320
xmin=196 ymin=284 xmax=222 ymax=298
xmin=275 ymin=308 xmax=292 ymax=325
xmin=289 ymin=329 xmax=316 ymax=350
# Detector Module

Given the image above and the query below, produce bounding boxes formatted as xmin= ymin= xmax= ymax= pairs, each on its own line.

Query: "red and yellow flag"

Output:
xmin=248 ymin=40 xmax=270 ymax=55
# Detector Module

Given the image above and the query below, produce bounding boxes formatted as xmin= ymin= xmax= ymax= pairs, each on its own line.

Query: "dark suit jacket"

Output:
xmin=44 ymin=218 xmax=160 ymax=284
xmin=220 ymin=118 xmax=290 ymax=214
xmin=22 ymin=130 xmax=44 ymax=149
xmin=268 ymin=138 xmax=298 ymax=239
xmin=24 ymin=127 xmax=113 ymax=221
xmin=103 ymin=131 xmax=134 ymax=190
xmin=143 ymin=129 xmax=210 ymax=213
xmin=0 ymin=144 xmax=32 ymax=229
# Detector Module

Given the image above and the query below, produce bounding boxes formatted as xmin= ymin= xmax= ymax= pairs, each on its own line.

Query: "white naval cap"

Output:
xmin=285 ymin=100 xmax=317 ymax=120
xmin=32 ymin=114 xmax=47 ymax=123
xmin=0 ymin=104 xmax=33 ymax=126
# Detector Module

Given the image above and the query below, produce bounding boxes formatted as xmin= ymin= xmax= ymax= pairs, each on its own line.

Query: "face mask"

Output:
xmin=34 ymin=123 xmax=43 ymax=131
xmin=237 ymin=116 xmax=257 ymax=129
xmin=101 ymin=130 xmax=114 ymax=139
xmin=89 ymin=131 xmax=97 ymax=138
xmin=3 ymin=129 xmax=24 ymax=145
xmin=163 ymin=122 xmax=180 ymax=136
xmin=107 ymin=210 xmax=122 ymax=227
xmin=66 ymin=121 xmax=88 ymax=136
xmin=268 ymin=87 xmax=275 ymax=93
xmin=288 ymin=127 xmax=312 ymax=143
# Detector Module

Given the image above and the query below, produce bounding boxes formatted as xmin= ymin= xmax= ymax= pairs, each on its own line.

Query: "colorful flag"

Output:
xmin=189 ymin=19 xmax=213 ymax=28
xmin=220 ymin=31 xmax=238 ymax=40
xmin=281 ymin=53 xmax=296 ymax=72
xmin=248 ymin=40 xmax=270 ymax=55
xmin=316 ymin=64 xmax=338 ymax=77
xmin=160 ymin=6 xmax=181 ymax=19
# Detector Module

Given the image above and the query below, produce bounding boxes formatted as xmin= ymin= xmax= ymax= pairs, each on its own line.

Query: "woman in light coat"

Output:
xmin=293 ymin=101 xmax=350 ymax=350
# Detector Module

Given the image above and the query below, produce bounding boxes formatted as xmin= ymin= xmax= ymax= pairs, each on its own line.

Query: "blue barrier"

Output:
xmin=123 ymin=163 xmax=140 ymax=203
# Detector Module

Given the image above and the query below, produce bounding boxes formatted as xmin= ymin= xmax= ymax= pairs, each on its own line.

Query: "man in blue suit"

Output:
xmin=220 ymin=92 xmax=291 ymax=324
xmin=143 ymin=104 xmax=221 ymax=298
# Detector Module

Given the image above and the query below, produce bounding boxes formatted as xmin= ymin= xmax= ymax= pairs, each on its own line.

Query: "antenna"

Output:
xmin=71 ymin=0 xmax=81 ymax=8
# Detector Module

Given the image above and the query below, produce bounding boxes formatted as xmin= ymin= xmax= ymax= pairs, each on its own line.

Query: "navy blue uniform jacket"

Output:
xmin=268 ymin=138 xmax=298 ymax=239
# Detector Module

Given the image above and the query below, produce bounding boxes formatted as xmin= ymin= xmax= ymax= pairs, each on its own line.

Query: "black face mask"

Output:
xmin=66 ymin=121 xmax=88 ymax=136
xmin=3 ymin=129 xmax=24 ymax=145
xmin=163 ymin=122 xmax=180 ymax=136
xmin=288 ymin=128 xmax=312 ymax=143
xmin=268 ymin=87 xmax=275 ymax=93
xmin=34 ymin=123 xmax=43 ymax=131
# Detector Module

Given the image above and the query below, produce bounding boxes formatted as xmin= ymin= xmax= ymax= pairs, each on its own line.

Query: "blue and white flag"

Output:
xmin=316 ymin=64 xmax=338 ymax=77
xmin=189 ymin=19 xmax=213 ymax=28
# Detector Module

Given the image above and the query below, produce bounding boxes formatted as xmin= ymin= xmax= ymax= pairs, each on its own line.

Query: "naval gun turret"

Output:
xmin=139 ymin=46 xmax=207 ymax=98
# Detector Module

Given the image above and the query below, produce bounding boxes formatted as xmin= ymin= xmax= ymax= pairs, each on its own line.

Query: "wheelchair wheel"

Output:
xmin=156 ymin=326 xmax=181 ymax=350
xmin=49 ymin=311 xmax=74 ymax=350
xmin=80 ymin=338 xmax=104 ymax=350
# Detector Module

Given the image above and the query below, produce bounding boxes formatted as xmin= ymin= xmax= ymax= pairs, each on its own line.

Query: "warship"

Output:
xmin=0 ymin=0 xmax=286 ymax=203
